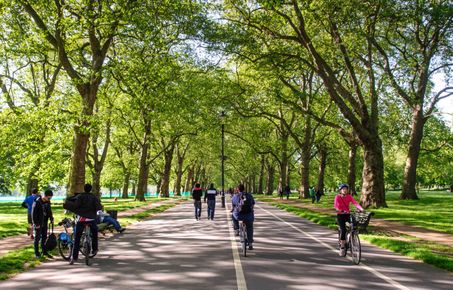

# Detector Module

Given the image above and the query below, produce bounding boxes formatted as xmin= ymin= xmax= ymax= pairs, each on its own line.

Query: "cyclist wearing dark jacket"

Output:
xmin=192 ymin=183 xmax=203 ymax=220
xmin=65 ymin=184 xmax=102 ymax=264
xmin=31 ymin=189 xmax=54 ymax=257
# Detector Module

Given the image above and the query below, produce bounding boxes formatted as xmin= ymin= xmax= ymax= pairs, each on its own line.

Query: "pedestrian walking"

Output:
xmin=192 ymin=183 xmax=203 ymax=220
xmin=204 ymin=183 xmax=217 ymax=220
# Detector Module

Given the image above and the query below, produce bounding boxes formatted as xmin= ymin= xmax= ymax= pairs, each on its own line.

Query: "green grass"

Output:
xmin=0 ymin=200 xmax=178 ymax=280
xmin=0 ymin=198 xmax=162 ymax=239
xmin=0 ymin=246 xmax=43 ymax=280
xmin=273 ymin=202 xmax=453 ymax=272
xmin=259 ymin=190 xmax=453 ymax=234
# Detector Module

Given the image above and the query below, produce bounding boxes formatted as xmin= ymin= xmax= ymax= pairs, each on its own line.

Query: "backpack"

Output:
xmin=44 ymin=222 xmax=57 ymax=251
xmin=238 ymin=193 xmax=253 ymax=214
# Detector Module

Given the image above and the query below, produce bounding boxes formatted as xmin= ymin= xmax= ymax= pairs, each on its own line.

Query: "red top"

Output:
xmin=334 ymin=194 xmax=363 ymax=213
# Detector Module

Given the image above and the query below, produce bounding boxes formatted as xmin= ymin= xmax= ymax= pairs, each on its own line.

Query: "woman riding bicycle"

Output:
xmin=334 ymin=184 xmax=363 ymax=256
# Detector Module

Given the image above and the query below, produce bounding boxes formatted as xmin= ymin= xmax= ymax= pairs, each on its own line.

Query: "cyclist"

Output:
xmin=334 ymin=184 xmax=363 ymax=256
xmin=65 ymin=183 xmax=102 ymax=265
xmin=191 ymin=183 xmax=203 ymax=220
xmin=231 ymin=184 xmax=255 ymax=250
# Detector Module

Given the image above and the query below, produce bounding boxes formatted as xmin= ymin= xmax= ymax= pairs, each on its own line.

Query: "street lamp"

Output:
xmin=220 ymin=111 xmax=226 ymax=208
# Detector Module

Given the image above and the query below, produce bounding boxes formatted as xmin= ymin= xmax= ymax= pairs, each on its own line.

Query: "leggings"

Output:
xmin=337 ymin=213 xmax=350 ymax=241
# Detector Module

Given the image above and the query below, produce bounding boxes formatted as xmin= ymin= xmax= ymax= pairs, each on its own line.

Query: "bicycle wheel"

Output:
xmin=84 ymin=235 xmax=91 ymax=266
xmin=57 ymin=234 xmax=72 ymax=261
xmin=350 ymin=232 xmax=361 ymax=265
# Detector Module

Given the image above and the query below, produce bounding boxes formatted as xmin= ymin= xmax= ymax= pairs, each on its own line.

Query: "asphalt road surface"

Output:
xmin=1 ymin=198 xmax=452 ymax=290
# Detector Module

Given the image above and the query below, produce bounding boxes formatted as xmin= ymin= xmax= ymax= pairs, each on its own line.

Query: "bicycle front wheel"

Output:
xmin=350 ymin=232 xmax=361 ymax=265
xmin=57 ymin=235 xmax=72 ymax=261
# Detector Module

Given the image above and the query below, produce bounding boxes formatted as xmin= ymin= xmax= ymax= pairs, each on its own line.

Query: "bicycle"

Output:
xmin=337 ymin=211 xmax=373 ymax=265
xmin=239 ymin=220 xmax=248 ymax=257
xmin=57 ymin=218 xmax=74 ymax=261
xmin=79 ymin=223 xmax=96 ymax=266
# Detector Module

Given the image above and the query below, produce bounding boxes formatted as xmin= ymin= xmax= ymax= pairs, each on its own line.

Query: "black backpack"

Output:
xmin=239 ymin=193 xmax=253 ymax=214
xmin=44 ymin=222 xmax=57 ymax=251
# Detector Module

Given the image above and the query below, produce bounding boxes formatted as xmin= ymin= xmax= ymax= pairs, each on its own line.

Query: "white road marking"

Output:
xmin=258 ymin=204 xmax=411 ymax=290
xmin=225 ymin=202 xmax=247 ymax=290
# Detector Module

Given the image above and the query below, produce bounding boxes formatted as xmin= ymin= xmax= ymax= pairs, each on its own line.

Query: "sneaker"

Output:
xmin=91 ymin=250 xmax=98 ymax=256
xmin=339 ymin=247 xmax=346 ymax=256
xmin=34 ymin=254 xmax=41 ymax=258
xmin=118 ymin=228 xmax=126 ymax=233
xmin=43 ymin=252 xmax=53 ymax=258
xmin=248 ymin=244 xmax=254 ymax=250
xmin=69 ymin=258 xmax=76 ymax=265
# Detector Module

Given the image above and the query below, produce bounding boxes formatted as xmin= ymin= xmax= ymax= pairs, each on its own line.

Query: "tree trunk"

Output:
xmin=360 ymin=139 xmax=387 ymax=208
xmin=92 ymin=169 xmax=102 ymax=198
xmin=316 ymin=147 xmax=327 ymax=195
xmin=160 ymin=143 xmax=175 ymax=197
xmin=136 ymin=142 xmax=150 ymax=201
xmin=69 ymin=131 xmax=90 ymax=195
xmin=132 ymin=181 xmax=136 ymax=196
xmin=258 ymin=155 xmax=265 ymax=194
xmin=401 ymin=108 xmax=424 ymax=200
xmin=184 ymin=165 xmax=194 ymax=192
xmin=266 ymin=159 xmax=275 ymax=195
xmin=26 ymin=175 xmax=39 ymax=196
xmin=122 ymin=172 xmax=130 ymax=199
xmin=347 ymin=143 xmax=358 ymax=196
xmin=300 ymin=117 xmax=311 ymax=198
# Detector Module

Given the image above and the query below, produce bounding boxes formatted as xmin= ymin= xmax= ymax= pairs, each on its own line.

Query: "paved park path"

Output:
xmin=0 ymin=199 xmax=177 ymax=257
xmin=278 ymin=199 xmax=453 ymax=248
xmin=1 ymin=199 xmax=452 ymax=290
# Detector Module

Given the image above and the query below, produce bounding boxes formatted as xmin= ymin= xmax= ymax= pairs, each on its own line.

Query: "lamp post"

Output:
xmin=220 ymin=111 xmax=226 ymax=208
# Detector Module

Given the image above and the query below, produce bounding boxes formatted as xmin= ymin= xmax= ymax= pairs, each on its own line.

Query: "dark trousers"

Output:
xmin=337 ymin=214 xmax=350 ymax=241
xmin=72 ymin=220 xmax=98 ymax=260
xmin=233 ymin=217 xmax=254 ymax=244
xmin=194 ymin=200 xmax=201 ymax=219
xmin=33 ymin=223 xmax=48 ymax=256
xmin=207 ymin=200 xmax=216 ymax=219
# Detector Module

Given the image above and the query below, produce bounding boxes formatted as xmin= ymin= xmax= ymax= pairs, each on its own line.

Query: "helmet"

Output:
xmin=339 ymin=184 xmax=349 ymax=190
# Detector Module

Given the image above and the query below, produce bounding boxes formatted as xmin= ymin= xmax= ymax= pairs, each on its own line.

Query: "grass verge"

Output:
xmin=274 ymin=203 xmax=453 ymax=272
xmin=0 ymin=201 xmax=178 ymax=280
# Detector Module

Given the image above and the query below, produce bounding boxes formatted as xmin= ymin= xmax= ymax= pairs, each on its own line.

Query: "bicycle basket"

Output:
xmin=351 ymin=211 xmax=373 ymax=232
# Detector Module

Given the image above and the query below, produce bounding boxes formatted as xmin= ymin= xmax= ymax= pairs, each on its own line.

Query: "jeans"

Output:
xmin=232 ymin=215 xmax=254 ymax=243
xmin=207 ymin=200 xmax=216 ymax=219
xmin=102 ymin=216 xmax=121 ymax=231
xmin=72 ymin=220 xmax=98 ymax=260
xmin=194 ymin=200 xmax=201 ymax=219
xmin=33 ymin=224 xmax=48 ymax=256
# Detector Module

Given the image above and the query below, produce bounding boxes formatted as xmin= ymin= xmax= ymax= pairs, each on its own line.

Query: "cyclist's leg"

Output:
xmin=72 ymin=222 xmax=84 ymax=260
xmin=89 ymin=220 xmax=99 ymax=253
xmin=232 ymin=214 xmax=239 ymax=234
xmin=337 ymin=214 xmax=348 ymax=247
xmin=245 ymin=220 xmax=254 ymax=248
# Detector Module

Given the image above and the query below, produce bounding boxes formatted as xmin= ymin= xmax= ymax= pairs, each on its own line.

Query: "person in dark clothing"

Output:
xmin=22 ymin=188 xmax=40 ymax=240
xmin=315 ymin=186 xmax=323 ymax=203
xmin=231 ymin=184 xmax=255 ymax=250
xmin=64 ymin=184 xmax=102 ymax=265
xmin=284 ymin=185 xmax=291 ymax=200
xmin=31 ymin=189 xmax=54 ymax=258
xmin=204 ymin=183 xmax=218 ymax=220
xmin=192 ymin=183 xmax=203 ymax=220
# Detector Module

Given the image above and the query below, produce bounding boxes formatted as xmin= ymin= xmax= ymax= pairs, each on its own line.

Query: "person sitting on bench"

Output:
xmin=97 ymin=210 xmax=126 ymax=233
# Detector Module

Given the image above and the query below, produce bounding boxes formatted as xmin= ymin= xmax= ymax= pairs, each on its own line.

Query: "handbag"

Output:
xmin=45 ymin=221 xmax=57 ymax=251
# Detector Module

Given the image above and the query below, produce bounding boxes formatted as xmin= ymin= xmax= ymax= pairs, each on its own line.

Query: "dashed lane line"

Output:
xmin=258 ymin=204 xmax=410 ymax=290
xmin=225 ymin=202 xmax=247 ymax=290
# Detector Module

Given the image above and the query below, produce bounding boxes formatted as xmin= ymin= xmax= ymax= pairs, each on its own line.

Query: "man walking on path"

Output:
xmin=31 ymin=189 xmax=54 ymax=258
xmin=22 ymin=188 xmax=40 ymax=239
xmin=204 ymin=183 xmax=218 ymax=220
xmin=192 ymin=183 xmax=203 ymax=220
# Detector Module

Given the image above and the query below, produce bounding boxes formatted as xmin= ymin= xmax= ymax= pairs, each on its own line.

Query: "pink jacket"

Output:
xmin=334 ymin=194 xmax=363 ymax=213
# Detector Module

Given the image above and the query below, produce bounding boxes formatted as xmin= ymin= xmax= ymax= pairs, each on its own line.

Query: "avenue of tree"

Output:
xmin=0 ymin=0 xmax=451 ymax=208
